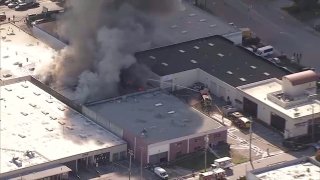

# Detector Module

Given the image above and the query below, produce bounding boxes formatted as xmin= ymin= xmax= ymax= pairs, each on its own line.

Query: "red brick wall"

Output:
xmin=189 ymin=135 xmax=206 ymax=153
xmin=122 ymin=130 xmax=148 ymax=165
xmin=169 ymin=139 xmax=188 ymax=161
xmin=208 ymin=130 xmax=227 ymax=146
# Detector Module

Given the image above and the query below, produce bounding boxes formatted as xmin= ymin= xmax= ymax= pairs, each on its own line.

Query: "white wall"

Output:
xmin=160 ymin=69 xmax=199 ymax=91
xmin=32 ymin=25 xmax=67 ymax=50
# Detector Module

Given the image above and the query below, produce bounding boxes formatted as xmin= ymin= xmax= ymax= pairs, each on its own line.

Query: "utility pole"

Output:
xmin=204 ymin=135 xmax=209 ymax=172
xmin=249 ymin=117 xmax=253 ymax=163
xmin=311 ymin=104 xmax=315 ymax=143
xmin=128 ymin=149 xmax=134 ymax=180
xmin=140 ymin=147 xmax=143 ymax=180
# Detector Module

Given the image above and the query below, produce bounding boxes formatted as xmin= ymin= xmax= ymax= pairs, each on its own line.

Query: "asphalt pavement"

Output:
xmin=202 ymin=0 xmax=320 ymax=72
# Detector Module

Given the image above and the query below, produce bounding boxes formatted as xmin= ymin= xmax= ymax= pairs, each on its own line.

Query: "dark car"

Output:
xmin=0 ymin=0 xmax=6 ymax=5
xmin=0 ymin=12 xmax=6 ymax=21
xmin=282 ymin=140 xmax=309 ymax=151
xmin=15 ymin=2 xmax=39 ymax=11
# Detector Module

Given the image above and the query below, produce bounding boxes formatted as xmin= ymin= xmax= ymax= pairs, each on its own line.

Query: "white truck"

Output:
xmin=153 ymin=167 xmax=169 ymax=179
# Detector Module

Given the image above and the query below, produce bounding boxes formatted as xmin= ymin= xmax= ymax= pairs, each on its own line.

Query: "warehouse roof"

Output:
xmin=136 ymin=35 xmax=289 ymax=87
xmin=88 ymin=89 xmax=225 ymax=144
xmin=0 ymin=79 xmax=125 ymax=176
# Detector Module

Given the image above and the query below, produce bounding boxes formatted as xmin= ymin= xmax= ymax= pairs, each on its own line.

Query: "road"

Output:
xmin=202 ymin=0 xmax=320 ymax=72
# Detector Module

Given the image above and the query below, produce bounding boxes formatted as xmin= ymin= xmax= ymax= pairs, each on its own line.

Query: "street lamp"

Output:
xmin=204 ymin=135 xmax=209 ymax=172
xmin=140 ymin=147 xmax=144 ymax=180
xmin=128 ymin=149 xmax=134 ymax=180
xmin=249 ymin=117 xmax=253 ymax=163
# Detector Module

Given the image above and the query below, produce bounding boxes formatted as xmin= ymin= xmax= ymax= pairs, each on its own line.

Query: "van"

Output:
xmin=214 ymin=157 xmax=233 ymax=169
xmin=256 ymin=45 xmax=274 ymax=57
xmin=153 ymin=167 xmax=169 ymax=179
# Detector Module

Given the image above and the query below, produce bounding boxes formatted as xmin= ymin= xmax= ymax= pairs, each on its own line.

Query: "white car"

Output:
xmin=153 ymin=167 xmax=168 ymax=179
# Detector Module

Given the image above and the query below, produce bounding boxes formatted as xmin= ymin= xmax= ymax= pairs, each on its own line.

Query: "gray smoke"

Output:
xmin=39 ymin=0 xmax=183 ymax=102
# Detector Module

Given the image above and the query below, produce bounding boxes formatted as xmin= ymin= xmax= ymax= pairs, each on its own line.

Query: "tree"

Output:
xmin=316 ymin=150 xmax=320 ymax=162
xmin=294 ymin=0 xmax=319 ymax=10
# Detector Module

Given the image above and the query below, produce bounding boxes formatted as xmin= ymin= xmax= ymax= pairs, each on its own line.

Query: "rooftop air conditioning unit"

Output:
xmin=25 ymin=151 xmax=35 ymax=158
xmin=12 ymin=157 xmax=22 ymax=167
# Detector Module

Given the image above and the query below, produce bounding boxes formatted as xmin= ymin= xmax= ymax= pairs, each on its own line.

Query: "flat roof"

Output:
xmin=239 ymin=79 xmax=320 ymax=119
xmin=0 ymin=23 xmax=56 ymax=80
xmin=136 ymin=36 xmax=289 ymax=87
xmin=153 ymin=2 xmax=239 ymax=46
xmin=88 ymin=90 xmax=224 ymax=144
xmin=256 ymin=161 xmax=320 ymax=180
xmin=0 ymin=80 xmax=126 ymax=175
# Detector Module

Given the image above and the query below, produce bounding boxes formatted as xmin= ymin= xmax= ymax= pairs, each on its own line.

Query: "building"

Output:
xmin=30 ymin=1 xmax=241 ymax=51
xmin=84 ymin=89 xmax=227 ymax=165
xmin=0 ymin=23 xmax=57 ymax=80
xmin=246 ymin=156 xmax=320 ymax=180
xmin=238 ymin=70 xmax=320 ymax=139
xmin=136 ymin=35 xmax=289 ymax=108
xmin=0 ymin=77 xmax=127 ymax=179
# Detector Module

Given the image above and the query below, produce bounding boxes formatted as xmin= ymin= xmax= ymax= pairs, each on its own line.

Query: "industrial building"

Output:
xmin=84 ymin=89 xmax=227 ymax=165
xmin=238 ymin=70 xmax=320 ymax=139
xmin=246 ymin=156 xmax=320 ymax=180
xmin=0 ymin=77 xmax=127 ymax=179
xmin=136 ymin=35 xmax=320 ymax=139
xmin=30 ymin=1 xmax=241 ymax=50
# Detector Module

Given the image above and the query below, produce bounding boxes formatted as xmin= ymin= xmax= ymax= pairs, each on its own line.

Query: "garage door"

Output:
xmin=271 ymin=113 xmax=286 ymax=133
xmin=243 ymin=97 xmax=257 ymax=118
xmin=149 ymin=151 xmax=168 ymax=164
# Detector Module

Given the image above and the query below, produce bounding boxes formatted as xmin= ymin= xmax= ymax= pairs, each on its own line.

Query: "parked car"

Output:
xmin=0 ymin=12 xmax=6 ymax=21
xmin=2 ymin=74 xmax=12 ymax=78
xmin=15 ymin=2 xmax=39 ymax=11
xmin=0 ymin=0 xmax=6 ymax=5
xmin=153 ymin=167 xmax=169 ymax=180
xmin=282 ymin=140 xmax=309 ymax=151
xmin=7 ymin=1 xmax=18 ymax=8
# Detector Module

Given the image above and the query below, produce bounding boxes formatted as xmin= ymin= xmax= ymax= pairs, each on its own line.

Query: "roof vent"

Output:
xmin=217 ymin=53 xmax=224 ymax=57
xmin=149 ymin=56 xmax=156 ymax=60
xmin=155 ymin=103 xmax=163 ymax=107
xmin=17 ymin=95 xmax=24 ymax=99
xmin=41 ymin=111 xmax=49 ymax=115
xmin=29 ymin=103 xmax=37 ymax=108
xmin=227 ymin=71 xmax=233 ymax=75
xmin=190 ymin=60 xmax=197 ymax=64
xmin=21 ymin=84 xmax=28 ymax=88
xmin=200 ymin=19 xmax=207 ymax=22
xmin=45 ymin=127 xmax=54 ymax=132
xmin=46 ymin=99 xmax=53 ymax=103
xmin=58 ymin=121 xmax=65 ymax=125
xmin=171 ymin=25 xmax=178 ymax=28
xmin=161 ymin=62 xmax=168 ymax=66
xmin=179 ymin=49 xmax=185 ymax=53
xmin=264 ymin=72 xmax=270 ymax=76
xmin=168 ymin=111 xmax=175 ymax=114
xmin=239 ymin=78 xmax=247 ymax=82
xmin=250 ymin=65 xmax=257 ymax=69
xmin=58 ymin=106 xmax=65 ymax=111
xmin=5 ymin=88 xmax=12 ymax=92
xmin=66 ymin=126 xmax=74 ymax=130
xmin=194 ymin=46 xmax=200 ymax=49
xmin=294 ymin=112 xmax=300 ymax=117
xmin=18 ymin=134 xmax=26 ymax=138
xmin=79 ymin=134 xmax=87 ymax=139
xmin=33 ymin=92 xmax=41 ymax=96
xmin=208 ymin=43 xmax=215 ymax=47
xmin=12 ymin=157 xmax=22 ymax=167
xmin=20 ymin=112 xmax=28 ymax=116
xmin=50 ymin=116 xmax=57 ymax=120
xmin=25 ymin=151 xmax=35 ymax=159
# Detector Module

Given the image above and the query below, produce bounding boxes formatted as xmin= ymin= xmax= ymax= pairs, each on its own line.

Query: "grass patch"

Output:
xmin=230 ymin=149 xmax=248 ymax=164
xmin=282 ymin=4 xmax=320 ymax=21
xmin=171 ymin=151 xmax=217 ymax=171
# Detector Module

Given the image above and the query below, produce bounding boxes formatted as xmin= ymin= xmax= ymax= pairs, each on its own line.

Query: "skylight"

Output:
xmin=217 ymin=53 xmax=224 ymax=57
xmin=226 ymin=71 xmax=233 ymax=75
xmin=208 ymin=43 xmax=215 ymax=47
xmin=179 ymin=49 xmax=185 ymax=53
xmin=149 ymin=56 xmax=156 ymax=60
xmin=181 ymin=30 xmax=188 ymax=34
xmin=168 ymin=111 xmax=175 ymax=114
xmin=189 ymin=13 xmax=196 ymax=17
xmin=171 ymin=25 xmax=178 ymax=28
xmin=239 ymin=78 xmax=247 ymax=82
xmin=155 ymin=103 xmax=163 ymax=107
xmin=210 ymin=24 xmax=217 ymax=28
xmin=200 ymin=19 xmax=207 ymax=22
xmin=190 ymin=60 xmax=197 ymax=64
xmin=194 ymin=46 xmax=200 ymax=49
xmin=161 ymin=62 xmax=168 ymax=66
xmin=250 ymin=65 xmax=257 ymax=69
xmin=264 ymin=72 xmax=270 ymax=76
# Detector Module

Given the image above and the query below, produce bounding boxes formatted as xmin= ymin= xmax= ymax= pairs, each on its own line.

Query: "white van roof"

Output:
xmin=154 ymin=167 xmax=166 ymax=173
xmin=239 ymin=117 xmax=251 ymax=123
xmin=257 ymin=45 xmax=273 ymax=51
xmin=215 ymin=157 xmax=232 ymax=163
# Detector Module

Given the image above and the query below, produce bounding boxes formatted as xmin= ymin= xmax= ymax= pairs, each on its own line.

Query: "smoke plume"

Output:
xmin=37 ymin=0 xmax=183 ymax=102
